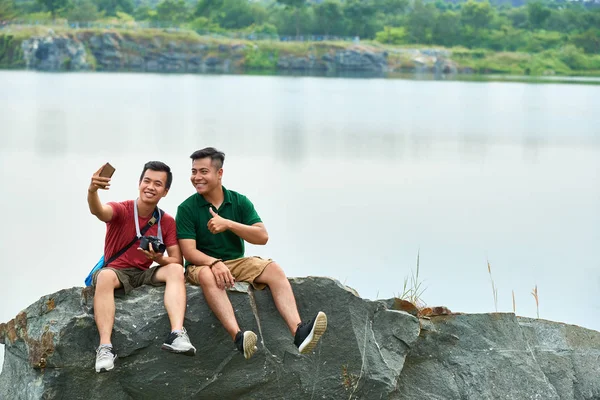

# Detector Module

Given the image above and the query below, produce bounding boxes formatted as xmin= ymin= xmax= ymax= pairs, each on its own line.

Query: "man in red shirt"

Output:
xmin=88 ymin=161 xmax=196 ymax=373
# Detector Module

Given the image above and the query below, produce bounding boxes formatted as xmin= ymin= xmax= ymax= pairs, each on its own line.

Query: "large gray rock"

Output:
xmin=397 ymin=313 xmax=600 ymax=400
xmin=0 ymin=277 xmax=419 ymax=399
xmin=21 ymin=34 xmax=89 ymax=71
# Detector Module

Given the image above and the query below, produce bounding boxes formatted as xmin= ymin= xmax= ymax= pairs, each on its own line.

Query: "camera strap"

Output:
xmin=103 ymin=204 xmax=162 ymax=267
xmin=134 ymin=197 xmax=163 ymax=241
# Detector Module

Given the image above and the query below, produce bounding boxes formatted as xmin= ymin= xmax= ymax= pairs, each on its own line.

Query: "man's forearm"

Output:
xmin=87 ymin=189 xmax=103 ymax=216
xmin=227 ymin=222 xmax=268 ymax=245
xmin=184 ymin=248 xmax=220 ymax=267
xmin=156 ymin=255 xmax=182 ymax=267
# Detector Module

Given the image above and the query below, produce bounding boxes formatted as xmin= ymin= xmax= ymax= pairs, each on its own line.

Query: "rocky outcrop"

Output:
xmin=11 ymin=31 xmax=403 ymax=74
xmin=2 ymin=277 xmax=599 ymax=399
xmin=21 ymin=32 xmax=90 ymax=71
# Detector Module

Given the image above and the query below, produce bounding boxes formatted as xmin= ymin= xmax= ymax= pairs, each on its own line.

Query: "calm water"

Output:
xmin=1 ymin=71 xmax=599 ymax=371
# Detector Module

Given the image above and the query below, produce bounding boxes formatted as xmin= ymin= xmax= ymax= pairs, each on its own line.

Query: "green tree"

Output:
xmin=0 ymin=0 xmax=17 ymax=20
xmin=36 ymin=0 xmax=70 ymax=18
xmin=375 ymin=26 xmax=406 ymax=44
xmin=406 ymin=0 xmax=437 ymax=44
xmin=314 ymin=0 xmax=343 ymax=36
xmin=276 ymin=0 xmax=306 ymax=37
xmin=344 ymin=0 xmax=379 ymax=38
xmin=96 ymin=0 xmax=133 ymax=16
xmin=570 ymin=29 xmax=600 ymax=54
xmin=67 ymin=0 xmax=101 ymax=21
xmin=154 ymin=0 xmax=190 ymax=24
xmin=433 ymin=10 xmax=461 ymax=47
xmin=194 ymin=0 xmax=223 ymax=18
xmin=460 ymin=0 xmax=494 ymax=31
xmin=527 ymin=1 xmax=550 ymax=29
xmin=213 ymin=0 xmax=257 ymax=29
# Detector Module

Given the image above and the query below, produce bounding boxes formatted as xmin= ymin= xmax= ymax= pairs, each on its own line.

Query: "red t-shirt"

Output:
xmin=103 ymin=200 xmax=178 ymax=270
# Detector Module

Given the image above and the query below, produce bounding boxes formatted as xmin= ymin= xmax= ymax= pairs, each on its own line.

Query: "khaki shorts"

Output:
xmin=186 ymin=256 xmax=273 ymax=290
xmin=92 ymin=266 xmax=164 ymax=295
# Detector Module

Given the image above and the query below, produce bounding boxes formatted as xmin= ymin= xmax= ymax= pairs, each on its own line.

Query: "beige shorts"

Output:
xmin=186 ymin=256 xmax=273 ymax=290
xmin=92 ymin=266 xmax=164 ymax=295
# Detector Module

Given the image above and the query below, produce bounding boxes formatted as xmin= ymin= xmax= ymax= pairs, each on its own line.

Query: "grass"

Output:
xmin=398 ymin=250 xmax=427 ymax=308
xmin=531 ymin=285 xmax=540 ymax=319
xmin=487 ymin=260 xmax=499 ymax=312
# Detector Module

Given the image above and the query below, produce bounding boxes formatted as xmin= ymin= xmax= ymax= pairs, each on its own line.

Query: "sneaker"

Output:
xmin=294 ymin=311 xmax=327 ymax=354
xmin=234 ymin=330 xmax=258 ymax=359
xmin=161 ymin=328 xmax=196 ymax=356
xmin=95 ymin=345 xmax=117 ymax=373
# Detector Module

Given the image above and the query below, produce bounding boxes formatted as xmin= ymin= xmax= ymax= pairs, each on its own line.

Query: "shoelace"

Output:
xmin=96 ymin=346 xmax=113 ymax=360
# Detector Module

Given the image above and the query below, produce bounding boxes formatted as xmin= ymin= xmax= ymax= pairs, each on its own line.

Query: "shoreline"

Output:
xmin=2 ymin=26 xmax=600 ymax=79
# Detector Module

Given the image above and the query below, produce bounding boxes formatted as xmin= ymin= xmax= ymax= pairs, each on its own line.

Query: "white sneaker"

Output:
xmin=95 ymin=345 xmax=117 ymax=373
xmin=161 ymin=327 xmax=196 ymax=356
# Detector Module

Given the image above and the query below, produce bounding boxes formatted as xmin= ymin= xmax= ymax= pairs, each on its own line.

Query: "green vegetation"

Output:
xmin=1 ymin=0 xmax=599 ymax=75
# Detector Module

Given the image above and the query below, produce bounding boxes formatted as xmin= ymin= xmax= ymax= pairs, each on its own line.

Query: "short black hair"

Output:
xmin=190 ymin=147 xmax=225 ymax=170
xmin=139 ymin=161 xmax=173 ymax=189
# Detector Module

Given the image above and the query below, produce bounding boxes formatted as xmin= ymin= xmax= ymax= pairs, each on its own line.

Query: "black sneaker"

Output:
xmin=161 ymin=327 xmax=196 ymax=356
xmin=294 ymin=311 xmax=327 ymax=354
xmin=234 ymin=330 xmax=258 ymax=359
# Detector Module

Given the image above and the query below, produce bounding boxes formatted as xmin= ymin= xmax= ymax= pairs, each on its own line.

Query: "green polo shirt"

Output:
xmin=176 ymin=186 xmax=262 ymax=266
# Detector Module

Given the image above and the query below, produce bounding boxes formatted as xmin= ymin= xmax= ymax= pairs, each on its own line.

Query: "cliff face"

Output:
xmin=1 ymin=29 xmax=457 ymax=75
xmin=1 ymin=277 xmax=599 ymax=399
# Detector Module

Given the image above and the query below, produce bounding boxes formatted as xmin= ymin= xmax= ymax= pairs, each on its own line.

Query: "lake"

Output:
xmin=1 ymin=70 xmax=599 ymax=372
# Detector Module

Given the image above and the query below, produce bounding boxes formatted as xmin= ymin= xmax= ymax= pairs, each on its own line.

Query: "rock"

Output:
xmin=334 ymin=49 xmax=387 ymax=72
xmin=397 ymin=313 xmax=600 ymax=399
xmin=0 ymin=277 xmax=420 ymax=399
xmin=21 ymin=35 xmax=90 ymax=71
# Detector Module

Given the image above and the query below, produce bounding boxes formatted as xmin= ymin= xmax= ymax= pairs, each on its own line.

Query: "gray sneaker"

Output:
xmin=95 ymin=345 xmax=117 ymax=373
xmin=161 ymin=327 xmax=196 ymax=356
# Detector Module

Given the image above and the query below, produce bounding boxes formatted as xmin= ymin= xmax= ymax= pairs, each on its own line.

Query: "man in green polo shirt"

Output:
xmin=176 ymin=147 xmax=327 ymax=359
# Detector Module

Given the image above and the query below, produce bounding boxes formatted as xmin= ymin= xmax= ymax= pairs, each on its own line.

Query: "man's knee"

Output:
xmin=96 ymin=269 xmax=119 ymax=288
xmin=162 ymin=263 xmax=185 ymax=283
xmin=195 ymin=266 xmax=217 ymax=288
xmin=262 ymin=262 xmax=288 ymax=283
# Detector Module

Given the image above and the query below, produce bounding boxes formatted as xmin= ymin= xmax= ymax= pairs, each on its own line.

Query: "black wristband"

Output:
xmin=209 ymin=259 xmax=223 ymax=268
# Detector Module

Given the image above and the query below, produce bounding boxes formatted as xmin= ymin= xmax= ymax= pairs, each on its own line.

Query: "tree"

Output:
xmin=406 ymin=0 xmax=437 ymax=44
xmin=67 ymin=0 xmax=101 ymax=21
xmin=461 ymin=0 xmax=494 ymax=31
xmin=154 ymin=0 xmax=190 ymax=24
xmin=433 ymin=10 xmax=461 ymax=47
xmin=527 ymin=1 xmax=550 ymax=29
xmin=570 ymin=29 xmax=600 ymax=54
xmin=96 ymin=0 xmax=134 ymax=17
xmin=314 ymin=0 xmax=343 ymax=36
xmin=0 ymin=0 xmax=17 ymax=20
xmin=36 ymin=0 xmax=70 ymax=19
xmin=194 ymin=0 xmax=223 ymax=18
xmin=276 ymin=0 xmax=306 ymax=38
xmin=344 ymin=0 xmax=379 ymax=38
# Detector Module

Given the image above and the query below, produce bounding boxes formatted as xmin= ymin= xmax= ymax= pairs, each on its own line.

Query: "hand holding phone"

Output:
xmin=99 ymin=162 xmax=116 ymax=178
xmin=89 ymin=162 xmax=115 ymax=192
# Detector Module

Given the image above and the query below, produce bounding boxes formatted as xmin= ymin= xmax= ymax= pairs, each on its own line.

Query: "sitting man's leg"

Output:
xmin=229 ymin=257 xmax=328 ymax=355
xmin=187 ymin=265 xmax=257 ymax=359
xmin=146 ymin=263 xmax=196 ymax=355
xmin=92 ymin=268 xmax=122 ymax=373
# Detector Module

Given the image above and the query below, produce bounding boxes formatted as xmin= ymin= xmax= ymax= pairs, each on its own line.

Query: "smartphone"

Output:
xmin=99 ymin=162 xmax=116 ymax=178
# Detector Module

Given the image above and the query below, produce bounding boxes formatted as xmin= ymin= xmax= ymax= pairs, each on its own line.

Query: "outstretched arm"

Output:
xmin=207 ymin=208 xmax=268 ymax=245
xmin=87 ymin=166 xmax=113 ymax=222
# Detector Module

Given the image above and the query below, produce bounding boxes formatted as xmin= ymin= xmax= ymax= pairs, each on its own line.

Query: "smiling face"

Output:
xmin=138 ymin=169 xmax=169 ymax=205
xmin=190 ymin=157 xmax=222 ymax=196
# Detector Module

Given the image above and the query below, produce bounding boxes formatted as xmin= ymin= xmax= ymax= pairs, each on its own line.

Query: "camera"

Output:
xmin=139 ymin=236 xmax=166 ymax=253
